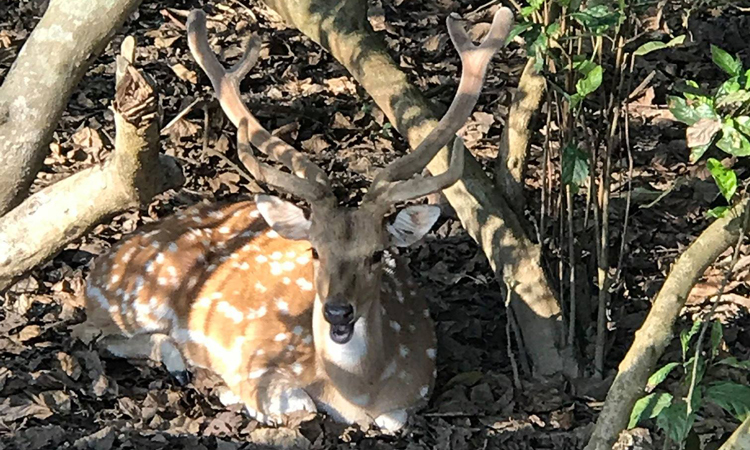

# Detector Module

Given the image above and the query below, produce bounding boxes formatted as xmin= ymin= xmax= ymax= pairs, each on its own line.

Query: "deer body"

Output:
xmin=81 ymin=200 xmax=436 ymax=429
xmin=77 ymin=6 xmax=512 ymax=431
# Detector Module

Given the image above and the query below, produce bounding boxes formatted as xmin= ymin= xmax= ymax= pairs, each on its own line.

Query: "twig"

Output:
xmin=615 ymin=54 xmax=636 ymax=284
xmin=686 ymin=198 xmax=750 ymax=414
xmin=161 ymin=97 xmax=204 ymax=134
xmin=506 ymin=288 xmax=522 ymax=389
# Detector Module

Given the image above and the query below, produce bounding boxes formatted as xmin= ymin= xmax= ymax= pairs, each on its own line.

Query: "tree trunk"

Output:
xmin=585 ymin=199 xmax=749 ymax=450
xmin=494 ymin=58 xmax=545 ymax=215
xmin=261 ymin=0 xmax=575 ymax=376
xmin=0 ymin=0 xmax=144 ymax=216
xmin=0 ymin=50 xmax=183 ymax=292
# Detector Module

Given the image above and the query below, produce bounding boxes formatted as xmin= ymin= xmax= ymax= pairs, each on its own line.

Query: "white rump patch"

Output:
xmin=387 ymin=205 xmax=441 ymax=247
xmin=255 ymin=195 xmax=311 ymax=240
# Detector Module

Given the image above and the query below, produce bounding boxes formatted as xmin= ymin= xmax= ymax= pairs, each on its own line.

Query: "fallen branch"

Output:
xmin=259 ymin=0 xmax=575 ymax=376
xmin=584 ymin=198 xmax=749 ymax=450
xmin=0 ymin=0 xmax=144 ymax=215
xmin=0 ymin=40 xmax=183 ymax=292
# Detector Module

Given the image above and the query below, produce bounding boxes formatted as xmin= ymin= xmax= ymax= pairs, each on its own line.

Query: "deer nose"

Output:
xmin=324 ymin=303 xmax=354 ymax=326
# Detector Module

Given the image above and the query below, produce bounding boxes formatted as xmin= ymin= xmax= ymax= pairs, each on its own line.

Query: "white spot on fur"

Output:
xmin=399 ymin=345 xmax=409 ymax=358
xmin=292 ymin=325 xmax=304 ymax=336
xmin=266 ymin=230 xmax=279 ymax=238
xmin=302 ymin=335 xmax=313 ymax=345
xmin=168 ymin=243 xmax=178 ymax=252
xmin=246 ymin=305 xmax=267 ymax=320
xmin=271 ymin=251 xmax=283 ymax=260
xmin=270 ymin=262 xmax=283 ymax=275
xmin=282 ymin=261 xmax=295 ymax=271
xmin=352 ymin=393 xmax=370 ymax=406
xmin=217 ymin=301 xmax=244 ymax=323
xmin=282 ymin=277 xmax=291 ymax=285
xmin=275 ymin=298 xmax=289 ymax=314
xmin=274 ymin=333 xmax=288 ymax=342
xmin=423 ymin=309 xmax=430 ymax=318
xmin=256 ymin=255 xmax=268 ymax=263
xmin=291 ymin=362 xmax=304 ymax=375
xmin=255 ymin=282 xmax=267 ymax=293
xmin=296 ymin=278 xmax=313 ymax=291
xmin=219 ymin=226 xmax=231 ymax=234
xmin=426 ymin=348 xmax=436 ymax=359
xmin=390 ymin=320 xmax=401 ymax=332
xmin=420 ymin=385 xmax=430 ymax=398
xmin=380 ymin=359 xmax=397 ymax=381
xmin=250 ymin=210 xmax=261 ymax=218
xmin=248 ymin=368 xmax=268 ymax=379
xmin=296 ymin=255 xmax=311 ymax=265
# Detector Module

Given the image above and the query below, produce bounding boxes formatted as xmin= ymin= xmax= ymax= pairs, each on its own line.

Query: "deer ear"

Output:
xmin=387 ymin=205 xmax=441 ymax=247
xmin=255 ymin=194 xmax=311 ymax=240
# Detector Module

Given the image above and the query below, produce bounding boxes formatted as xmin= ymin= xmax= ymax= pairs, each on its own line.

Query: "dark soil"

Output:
xmin=1 ymin=1 xmax=749 ymax=449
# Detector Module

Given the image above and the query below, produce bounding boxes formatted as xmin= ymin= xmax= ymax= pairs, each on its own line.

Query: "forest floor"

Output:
xmin=1 ymin=0 xmax=750 ymax=449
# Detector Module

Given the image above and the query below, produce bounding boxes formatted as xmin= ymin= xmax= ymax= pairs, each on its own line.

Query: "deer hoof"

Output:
xmin=375 ymin=409 xmax=408 ymax=433
xmin=170 ymin=370 xmax=192 ymax=386
xmin=263 ymin=387 xmax=317 ymax=421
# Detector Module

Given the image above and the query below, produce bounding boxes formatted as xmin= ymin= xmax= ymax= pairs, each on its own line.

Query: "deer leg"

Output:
xmin=99 ymin=333 xmax=190 ymax=384
xmin=218 ymin=368 xmax=317 ymax=425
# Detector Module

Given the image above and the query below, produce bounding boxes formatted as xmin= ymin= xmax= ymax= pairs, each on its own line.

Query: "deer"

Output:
xmin=73 ymin=8 xmax=513 ymax=431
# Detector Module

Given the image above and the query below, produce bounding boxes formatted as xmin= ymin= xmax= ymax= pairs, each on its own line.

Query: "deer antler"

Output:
xmin=364 ymin=8 xmax=514 ymax=207
xmin=186 ymin=10 xmax=334 ymax=206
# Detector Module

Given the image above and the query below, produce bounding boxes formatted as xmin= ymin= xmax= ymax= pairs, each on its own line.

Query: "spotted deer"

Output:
xmin=74 ymin=8 xmax=513 ymax=431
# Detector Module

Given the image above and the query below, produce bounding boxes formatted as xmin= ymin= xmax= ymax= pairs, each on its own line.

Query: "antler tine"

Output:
xmin=186 ymin=10 xmax=334 ymax=205
xmin=364 ymin=8 xmax=514 ymax=206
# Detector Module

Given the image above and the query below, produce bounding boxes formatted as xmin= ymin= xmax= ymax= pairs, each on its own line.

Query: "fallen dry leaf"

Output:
xmin=171 ymin=63 xmax=198 ymax=84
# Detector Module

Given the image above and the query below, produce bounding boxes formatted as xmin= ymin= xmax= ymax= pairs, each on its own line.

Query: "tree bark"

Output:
xmin=0 ymin=53 xmax=183 ymax=292
xmin=718 ymin=417 xmax=750 ymax=450
xmin=494 ymin=58 xmax=545 ymax=215
xmin=0 ymin=0 xmax=144 ymax=216
xmin=261 ymin=0 xmax=574 ymax=376
xmin=585 ymin=199 xmax=749 ymax=450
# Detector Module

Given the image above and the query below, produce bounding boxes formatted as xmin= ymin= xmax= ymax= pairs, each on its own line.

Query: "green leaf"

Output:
xmin=681 ymin=320 xmax=702 ymax=360
xmin=634 ymin=35 xmax=686 ymax=56
xmin=716 ymin=89 xmax=750 ymax=108
xmin=706 ymin=158 xmax=737 ymax=202
xmin=647 ymin=362 xmax=680 ymax=391
xmin=573 ymin=57 xmax=598 ymax=76
xmin=717 ymin=123 xmax=750 ymax=157
xmin=570 ymin=5 xmax=623 ymax=35
xmin=561 ymin=144 xmax=589 ymax=192
xmin=711 ymin=45 xmax=743 ymax=77
xmin=507 ymin=22 xmax=535 ymax=44
xmin=717 ymin=357 xmax=750 ymax=370
xmin=707 ymin=206 xmax=730 ymax=219
xmin=629 ymin=393 xmax=673 ymax=429
xmin=736 ymin=116 xmax=750 ymax=136
xmin=710 ymin=321 xmax=723 ymax=358
xmin=669 ymin=96 xmax=700 ymax=125
xmin=655 ymin=399 xmax=697 ymax=444
xmin=705 ymin=381 xmax=750 ymax=421
xmin=575 ymin=65 xmax=603 ymax=99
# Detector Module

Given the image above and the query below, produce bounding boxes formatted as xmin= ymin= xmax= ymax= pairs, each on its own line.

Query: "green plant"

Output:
xmin=669 ymin=45 xmax=750 ymax=217
xmin=629 ymin=320 xmax=750 ymax=448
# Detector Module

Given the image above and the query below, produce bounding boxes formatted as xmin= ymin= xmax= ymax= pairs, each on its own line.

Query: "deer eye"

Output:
xmin=311 ymin=248 xmax=319 ymax=260
xmin=371 ymin=250 xmax=384 ymax=264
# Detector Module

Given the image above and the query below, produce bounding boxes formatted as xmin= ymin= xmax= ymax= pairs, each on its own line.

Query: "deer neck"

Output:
xmin=313 ymin=291 xmax=386 ymax=380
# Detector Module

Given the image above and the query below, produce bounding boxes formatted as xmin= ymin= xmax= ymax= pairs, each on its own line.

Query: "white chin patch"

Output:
xmin=325 ymin=319 xmax=368 ymax=372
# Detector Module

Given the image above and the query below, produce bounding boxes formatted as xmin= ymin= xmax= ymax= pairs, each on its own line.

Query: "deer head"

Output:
xmin=186 ymin=9 xmax=511 ymax=344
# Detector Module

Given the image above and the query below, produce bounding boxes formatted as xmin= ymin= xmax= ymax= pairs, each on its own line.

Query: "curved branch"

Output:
xmin=585 ymin=199 xmax=749 ymax=450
